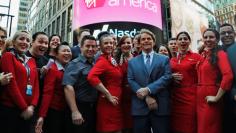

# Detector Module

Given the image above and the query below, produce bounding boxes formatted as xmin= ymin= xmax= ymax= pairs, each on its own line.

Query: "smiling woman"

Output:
xmin=0 ymin=31 xmax=40 ymax=133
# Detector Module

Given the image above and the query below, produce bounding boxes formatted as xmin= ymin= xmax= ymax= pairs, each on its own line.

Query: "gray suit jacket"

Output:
xmin=127 ymin=52 xmax=172 ymax=116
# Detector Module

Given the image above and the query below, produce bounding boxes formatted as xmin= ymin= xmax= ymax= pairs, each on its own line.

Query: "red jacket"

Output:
xmin=0 ymin=52 xmax=39 ymax=111
xmin=39 ymin=62 xmax=66 ymax=117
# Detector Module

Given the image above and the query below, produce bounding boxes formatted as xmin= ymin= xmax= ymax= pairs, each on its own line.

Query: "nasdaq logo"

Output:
xmin=92 ymin=24 xmax=139 ymax=38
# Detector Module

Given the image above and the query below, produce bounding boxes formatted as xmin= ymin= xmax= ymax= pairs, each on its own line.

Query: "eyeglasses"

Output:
xmin=0 ymin=35 xmax=7 ymax=40
xmin=220 ymin=31 xmax=234 ymax=36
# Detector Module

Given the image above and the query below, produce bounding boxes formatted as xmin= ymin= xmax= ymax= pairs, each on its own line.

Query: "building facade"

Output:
xmin=17 ymin=0 xmax=32 ymax=31
xmin=163 ymin=0 xmax=215 ymax=43
xmin=27 ymin=0 xmax=72 ymax=43
xmin=213 ymin=0 xmax=236 ymax=29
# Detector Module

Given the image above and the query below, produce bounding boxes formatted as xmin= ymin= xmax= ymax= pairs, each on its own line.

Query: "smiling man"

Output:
xmin=128 ymin=29 xmax=172 ymax=133
xmin=220 ymin=23 xmax=236 ymax=133
xmin=63 ymin=35 xmax=98 ymax=133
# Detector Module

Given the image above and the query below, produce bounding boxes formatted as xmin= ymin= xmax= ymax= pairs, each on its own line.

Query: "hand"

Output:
xmin=137 ymin=87 xmax=149 ymax=99
xmin=0 ymin=72 xmax=13 ymax=85
xmin=35 ymin=117 xmax=44 ymax=133
xmin=205 ymin=96 xmax=219 ymax=103
xmin=21 ymin=105 xmax=34 ymax=120
xmin=172 ymin=73 xmax=183 ymax=84
xmin=105 ymin=93 xmax=119 ymax=106
xmin=40 ymin=66 xmax=48 ymax=77
xmin=145 ymin=96 xmax=158 ymax=110
xmin=71 ymin=111 xmax=84 ymax=125
xmin=234 ymin=95 xmax=236 ymax=101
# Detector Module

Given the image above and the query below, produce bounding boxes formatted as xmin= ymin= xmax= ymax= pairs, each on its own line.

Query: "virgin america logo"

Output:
xmin=84 ymin=0 xmax=105 ymax=9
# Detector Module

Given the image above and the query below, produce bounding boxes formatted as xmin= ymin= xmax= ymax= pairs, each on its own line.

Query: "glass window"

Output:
xmin=56 ymin=16 xmax=60 ymax=35
xmin=48 ymin=24 xmax=51 ymax=36
xmin=67 ymin=5 xmax=72 ymax=43
xmin=61 ymin=11 xmax=66 ymax=41
xmin=52 ymin=21 xmax=56 ymax=34
xmin=58 ymin=0 xmax=61 ymax=11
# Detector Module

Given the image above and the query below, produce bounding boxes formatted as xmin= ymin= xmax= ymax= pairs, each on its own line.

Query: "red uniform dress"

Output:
xmin=0 ymin=52 xmax=39 ymax=110
xmin=87 ymin=54 xmax=123 ymax=132
xmin=170 ymin=51 xmax=201 ymax=133
xmin=120 ymin=60 xmax=133 ymax=129
xmin=39 ymin=62 xmax=66 ymax=118
xmin=197 ymin=50 xmax=233 ymax=133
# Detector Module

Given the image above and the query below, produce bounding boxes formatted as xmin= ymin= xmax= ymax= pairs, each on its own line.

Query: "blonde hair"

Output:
xmin=12 ymin=30 xmax=31 ymax=43
xmin=0 ymin=26 xmax=7 ymax=36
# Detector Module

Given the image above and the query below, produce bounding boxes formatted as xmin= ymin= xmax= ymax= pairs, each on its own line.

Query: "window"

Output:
xmin=49 ymin=0 xmax=52 ymax=18
xmin=61 ymin=11 xmax=66 ymax=41
xmin=53 ymin=0 xmax=56 ymax=15
xmin=57 ymin=0 xmax=61 ymax=11
xmin=56 ymin=16 xmax=60 ymax=35
xmin=67 ymin=6 xmax=72 ymax=43
xmin=52 ymin=21 xmax=56 ymax=34
xmin=48 ymin=24 xmax=51 ymax=36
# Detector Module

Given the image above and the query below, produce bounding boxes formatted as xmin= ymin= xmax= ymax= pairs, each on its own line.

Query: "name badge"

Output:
xmin=26 ymin=85 xmax=32 ymax=96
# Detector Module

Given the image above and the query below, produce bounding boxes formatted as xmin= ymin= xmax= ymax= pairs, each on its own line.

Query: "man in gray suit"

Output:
xmin=220 ymin=23 xmax=236 ymax=133
xmin=127 ymin=29 xmax=172 ymax=133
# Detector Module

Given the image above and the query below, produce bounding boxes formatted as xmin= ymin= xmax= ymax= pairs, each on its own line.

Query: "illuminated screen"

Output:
xmin=73 ymin=0 xmax=162 ymax=30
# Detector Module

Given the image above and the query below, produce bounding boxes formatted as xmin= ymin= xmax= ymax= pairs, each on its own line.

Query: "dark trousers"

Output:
xmin=43 ymin=108 xmax=66 ymax=133
xmin=65 ymin=102 xmax=97 ymax=133
xmin=0 ymin=104 xmax=33 ymax=133
xmin=222 ymin=94 xmax=236 ymax=133
xmin=133 ymin=113 xmax=170 ymax=133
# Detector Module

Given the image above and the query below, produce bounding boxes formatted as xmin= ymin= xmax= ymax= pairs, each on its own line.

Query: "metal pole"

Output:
xmin=6 ymin=0 xmax=11 ymax=28
xmin=9 ymin=16 xmax=13 ymax=37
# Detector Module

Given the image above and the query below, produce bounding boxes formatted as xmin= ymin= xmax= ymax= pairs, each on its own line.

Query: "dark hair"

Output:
xmin=98 ymin=33 xmax=111 ymax=45
xmin=202 ymin=28 xmax=221 ymax=66
xmin=169 ymin=38 xmax=176 ymax=41
xmin=73 ymin=28 xmax=90 ymax=44
xmin=156 ymin=44 xmax=172 ymax=58
xmin=220 ymin=23 xmax=235 ymax=31
xmin=32 ymin=32 xmax=47 ymax=42
xmin=176 ymin=31 xmax=191 ymax=42
xmin=97 ymin=31 xmax=110 ymax=40
xmin=80 ymin=35 xmax=96 ymax=47
xmin=55 ymin=41 xmax=70 ymax=55
xmin=133 ymin=33 xmax=141 ymax=44
xmin=115 ymin=35 xmax=132 ymax=63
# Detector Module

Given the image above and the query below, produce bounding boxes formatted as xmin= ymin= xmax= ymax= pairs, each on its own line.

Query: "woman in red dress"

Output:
xmin=87 ymin=34 xmax=123 ymax=133
xmin=0 ymin=31 xmax=39 ymax=133
xmin=35 ymin=44 xmax=72 ymax=133
xmin=115 ymin=35 xmax=133 ymax=133
xmin=197 ymin=28 xmax=233 ymax=133
xmin=170 ymin=31 xmax=201 ymax=133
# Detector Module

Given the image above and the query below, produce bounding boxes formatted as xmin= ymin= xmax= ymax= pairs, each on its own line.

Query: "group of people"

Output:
xmin=0 ymin=23 xmax=235 ymax=133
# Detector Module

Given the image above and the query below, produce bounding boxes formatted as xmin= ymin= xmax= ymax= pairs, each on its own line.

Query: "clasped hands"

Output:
xmin=137 ymin=87 xmax=158 ymax=110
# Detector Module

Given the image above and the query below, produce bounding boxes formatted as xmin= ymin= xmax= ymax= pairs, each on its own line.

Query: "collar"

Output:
xmin=55 ymin=60 xmax=65 ymax=71
xmin=78 ymin=54 xmax=95 ymax=64
xmin=142 ymin=50 xmax=154 ymax=57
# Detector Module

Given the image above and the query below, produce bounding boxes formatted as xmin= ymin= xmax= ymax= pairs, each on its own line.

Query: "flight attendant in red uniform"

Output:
xmin=88 ymin=33 xmax=123 ymax=133
xmin=197 ymin=28 xmax=233 ymax=133
xmin=0 ymin=31 xmax=39 ymax=133
xmin=115 ymin=35 xmax=133 ymax=133
xmin=170 ymin=31 xmax=201 ymax=133
xmin=35 ymin=44 xmax=72 ymax=133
